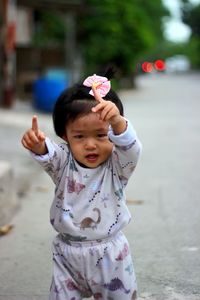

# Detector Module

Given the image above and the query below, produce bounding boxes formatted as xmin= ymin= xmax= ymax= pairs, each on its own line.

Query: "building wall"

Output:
xmin=16 ymin=7 xmax=33 ymax=45
xmin=0 ymin=0 xmax=16 ymax=107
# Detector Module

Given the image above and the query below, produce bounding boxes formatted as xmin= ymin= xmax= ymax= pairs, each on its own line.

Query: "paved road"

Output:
xmin=124 ymin=73 xmax=200 ymax=299
xmin=0 ymin=73 xmax=199 ymax=300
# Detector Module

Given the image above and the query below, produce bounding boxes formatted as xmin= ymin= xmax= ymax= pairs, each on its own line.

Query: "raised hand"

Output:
xmin=91 ymin=84 xmax=127 ymax=135
xmin=21 ymin=115 xmax=47 ymax=155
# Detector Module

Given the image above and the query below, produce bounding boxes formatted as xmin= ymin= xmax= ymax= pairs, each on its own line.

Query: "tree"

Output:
xmin=33 ymin=11 xmax=66 ymax=46
xmin=78 ymin=0 xmax=169 ymax=84
xmin=181 ymin=1 xmax=200 ymax=37
xmin=181 ymin=1 xmax=200 ymax=68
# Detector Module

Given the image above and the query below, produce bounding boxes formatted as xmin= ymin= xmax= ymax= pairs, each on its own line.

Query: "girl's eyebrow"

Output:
xmin=71 ymin=129 xmax=83 ymax=133
xmin=96 ymin=128 xmax=108 ymax=132
xmin=71 ymin=127 xmax=107 ymax=133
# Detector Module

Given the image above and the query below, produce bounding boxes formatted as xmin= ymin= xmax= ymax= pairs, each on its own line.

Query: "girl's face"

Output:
xmin=64 ymin=112 xmax=113 ymax=168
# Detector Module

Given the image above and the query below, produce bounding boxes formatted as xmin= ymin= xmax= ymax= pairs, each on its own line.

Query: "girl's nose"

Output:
xmin=84 ymin=138 xmax=96 ymax=150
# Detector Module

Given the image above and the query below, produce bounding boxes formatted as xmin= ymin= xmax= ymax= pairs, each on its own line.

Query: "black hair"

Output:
xmin=53 ymin=69 xmax=124 ymax=138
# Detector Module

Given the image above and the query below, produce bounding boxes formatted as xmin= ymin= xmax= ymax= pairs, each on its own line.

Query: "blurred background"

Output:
xmin=0 ymin=0 xmax=199 ymax=110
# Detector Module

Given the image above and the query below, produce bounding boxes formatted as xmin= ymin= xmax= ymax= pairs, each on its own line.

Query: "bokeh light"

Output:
xmin=154 ymin=59 xmax=166 ymax=71
xmin=142 ymin=62 xmax=153 ymax=73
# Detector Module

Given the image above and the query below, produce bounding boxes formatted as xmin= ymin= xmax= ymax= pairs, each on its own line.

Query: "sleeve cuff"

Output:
xmin=108 ymin=118 xmax=137 ymax=146
xmin=29 ymin=137 xmax=56 ymax=162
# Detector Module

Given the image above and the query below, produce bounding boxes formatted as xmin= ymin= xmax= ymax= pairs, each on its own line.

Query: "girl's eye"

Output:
xmin=74 ymin=135 xmax=83 ymax=139
xmin=98 ymin=133 xmax=107 ymax=138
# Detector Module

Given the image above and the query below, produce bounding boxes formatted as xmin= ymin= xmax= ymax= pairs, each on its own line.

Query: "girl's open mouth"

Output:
xmin=85 ymin=154 xmax=99 ymax=162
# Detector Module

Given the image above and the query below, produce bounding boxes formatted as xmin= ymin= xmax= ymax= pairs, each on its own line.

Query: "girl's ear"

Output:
xmin=62 ymin=133 xmax=68 ymax=142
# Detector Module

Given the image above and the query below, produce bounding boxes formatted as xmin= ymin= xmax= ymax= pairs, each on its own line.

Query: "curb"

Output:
xmin=0 ymin=161 xmax=18 ymax=227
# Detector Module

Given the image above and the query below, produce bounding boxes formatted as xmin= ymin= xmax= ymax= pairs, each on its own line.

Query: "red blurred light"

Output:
xmin=154 ymin=59 xmax=165 ymax=71
xmin=142 ymin=61 xmax=153 ymax=73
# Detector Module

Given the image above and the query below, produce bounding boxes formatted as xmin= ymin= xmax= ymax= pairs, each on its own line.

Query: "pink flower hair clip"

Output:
xmin=83 ymin=74 xmax=111 ymax=98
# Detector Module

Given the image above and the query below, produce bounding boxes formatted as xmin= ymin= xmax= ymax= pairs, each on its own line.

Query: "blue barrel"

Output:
xmin=33 ymin=77 xmax=67 ymax=112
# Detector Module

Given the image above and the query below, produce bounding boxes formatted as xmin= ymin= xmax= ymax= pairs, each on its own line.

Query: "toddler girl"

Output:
xmin=21 ymin=70 xmax=142 ymax=300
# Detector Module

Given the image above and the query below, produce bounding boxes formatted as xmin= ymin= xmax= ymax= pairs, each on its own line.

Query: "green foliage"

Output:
xmin=185 ymin=37 xmax=200 ymax=68
xmin=30 ymin=2 xmax=170 ymax=78
xmin=140 ymin=40 xmax=189 ymax=61
xmin=33 ymin=11 xmax=66 ymax=46
xmin=181 ymin=2 xmax=200 ymax=68
xmin=182 ymin=3 xmax=200 ymax=37
xmin=78 ymin=0 xmax=169 ymax=77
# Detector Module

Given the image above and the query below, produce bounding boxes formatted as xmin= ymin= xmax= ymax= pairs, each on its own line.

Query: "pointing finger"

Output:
xmin=92 ymin=84 xmax=103 ymax=102
xmin=32 ymin=115 xmax=39 ymax=135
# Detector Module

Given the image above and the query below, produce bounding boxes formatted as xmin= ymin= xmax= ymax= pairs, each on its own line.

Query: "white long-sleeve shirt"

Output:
xmin=31 ymin=120 xmax=142 ymax=242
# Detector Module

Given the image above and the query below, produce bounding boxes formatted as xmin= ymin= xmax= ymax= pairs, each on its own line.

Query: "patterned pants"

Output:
xmin=49 ymin=231 xmax=137 ymax=300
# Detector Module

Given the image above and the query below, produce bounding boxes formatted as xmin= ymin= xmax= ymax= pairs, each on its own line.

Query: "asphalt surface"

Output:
xmin=0 ymin=72 xmax=199 ymax=300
